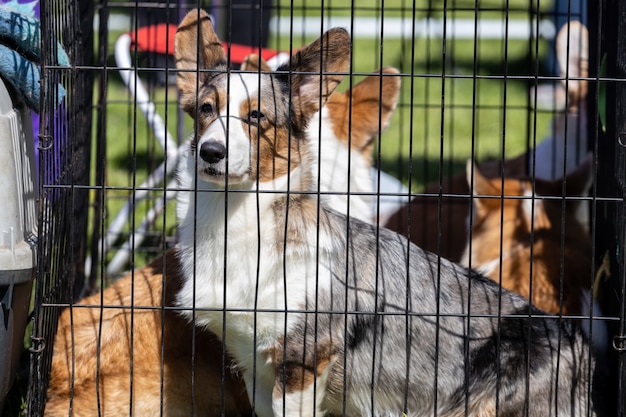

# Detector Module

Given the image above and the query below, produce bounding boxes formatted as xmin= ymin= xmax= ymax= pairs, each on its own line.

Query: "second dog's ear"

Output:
xmin=326 ymin=67 xmax=401 ymax=158
xmin=241 ymin=54 xmax=272 ymax=72
xmin=466 ymin=160 xmax=500 ymax=211
xmin=563 ymin=153 xmax=593 ymax=197
xmin=467 ymin=160 xmax=490 ymax=196
xmin=277 ymin=28 xmax=351 ymax=122
xmin=175 ymin=9 xmax=226 ymax=99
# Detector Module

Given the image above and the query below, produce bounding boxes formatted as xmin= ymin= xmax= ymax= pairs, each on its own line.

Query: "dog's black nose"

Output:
xmin=199 ymin=141 xmax=226 ymax=164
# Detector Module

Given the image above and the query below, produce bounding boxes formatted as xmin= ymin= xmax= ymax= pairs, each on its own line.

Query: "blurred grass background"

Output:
xmin=95 ymin=0 xmax=556 ymax=274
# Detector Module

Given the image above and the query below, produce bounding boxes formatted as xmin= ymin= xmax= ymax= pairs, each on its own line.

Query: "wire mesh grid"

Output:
xmin=19 ymin=0 xmax=626 ymax=416
xmin=23 ymin=0 xmax=94 ymax=415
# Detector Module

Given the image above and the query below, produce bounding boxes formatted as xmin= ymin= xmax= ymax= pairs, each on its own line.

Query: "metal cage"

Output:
xmin=13 ymin=0 xmax=626 ymax=416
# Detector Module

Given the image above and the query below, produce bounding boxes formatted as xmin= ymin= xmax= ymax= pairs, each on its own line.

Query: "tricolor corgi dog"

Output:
xmin=174 ymin=9 xmax=597 ymax=417
xmin=45 ymin=52 xmax=400 ymax=417
xmin=460 ymin=159 xmax=593 ymax=315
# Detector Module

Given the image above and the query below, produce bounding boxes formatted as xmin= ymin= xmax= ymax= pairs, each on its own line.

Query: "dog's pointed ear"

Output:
xmin=241 ymin=53 xmax=272 ymax=72
xmin=563 ymin=153 xmax=593 ymax=232
xmin=467 ymin=160 xmax=499 ymax=212
xmin=175 ymin=9 xmax=226 ymax=96
xmin=277 ymin=28 xmax=351 ymax=117
xmin=538 ymin=153 xmax=593 ymax=199
xmin=324 ymin=67 xmax=400 ymax=162
xmin=353 ymin=67 xmax=401 ymax=134
xmin=467 ymin=160 xmax=491 ymax=196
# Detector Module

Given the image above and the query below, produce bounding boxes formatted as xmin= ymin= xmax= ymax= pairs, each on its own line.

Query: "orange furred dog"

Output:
xmin=45 ymin=249 xmax=251 ymax=417
xmin=461 ymin=159 xmax=592 ymax=315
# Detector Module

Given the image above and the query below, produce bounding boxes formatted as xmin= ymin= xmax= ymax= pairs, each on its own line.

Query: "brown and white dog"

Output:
xmin=460 ymin=159 xmax=609 ymax=407
xmin=45 ymin=250 xmax=251 ymax=417
xmin=45 ymin=45 xmax=401 ymax=417
xmin=174 ymin=9 xmax=596 ymax=417
xmin=460 ymin=159 xmax=593 ymax=316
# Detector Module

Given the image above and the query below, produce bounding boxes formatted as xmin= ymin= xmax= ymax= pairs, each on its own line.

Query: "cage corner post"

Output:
xmin=26 ymin=0 xmax=95 ymax=415
xmin=603 ymin=0 xmax=626 ymax=415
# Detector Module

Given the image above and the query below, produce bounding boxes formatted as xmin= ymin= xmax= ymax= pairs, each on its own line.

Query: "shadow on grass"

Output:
xmin=391 ymin=37 xmax=548 ymax=92
xmin=377 ymin=153 xmax=506 ymax=190
xmin=109 ymin=149 xmax=166 ymax=175
xmin=412 ymin=50 xmax=542 ymax=79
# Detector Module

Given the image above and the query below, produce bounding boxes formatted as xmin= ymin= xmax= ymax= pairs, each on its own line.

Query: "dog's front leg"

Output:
xmin=272 ymin=373 xmax=329 ymax=417
xmin=241 ymin=364 xmax=276 ymax=417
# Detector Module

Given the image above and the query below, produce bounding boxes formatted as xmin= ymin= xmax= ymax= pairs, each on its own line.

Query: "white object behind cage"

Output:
xmin=0 ymin=76 xmax=38 ymax=414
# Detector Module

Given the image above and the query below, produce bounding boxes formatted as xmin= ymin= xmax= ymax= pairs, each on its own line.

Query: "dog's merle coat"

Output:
xmin=174 ymin=9 xmax=596 ymax=417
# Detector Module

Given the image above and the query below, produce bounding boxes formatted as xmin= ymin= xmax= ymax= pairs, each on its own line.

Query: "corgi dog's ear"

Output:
xmin=535 ymin=153 xmax=593 ymax=201
xmin=556 ymin=152 xmax=593 ymax=231
xmin=241 ymin=53 xmax=272 ymax=72
xmin=352 ymin=67 xmax=401 ymax=141
xmin=277 ymin=28 xmax=351 ymax=122
xmin=466 ymin=160 xmax=490 ymax=215
xmin=326 ymin=67 xmax=401 ymax=159
xmin=466 ymin=160 xmax=496 ymax=199
xmin=175 ymin=9 xmax=226 ymax=112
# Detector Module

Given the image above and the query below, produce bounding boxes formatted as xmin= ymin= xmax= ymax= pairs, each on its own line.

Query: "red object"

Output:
xmin=129 ymin=23 xmax=281 ymax=65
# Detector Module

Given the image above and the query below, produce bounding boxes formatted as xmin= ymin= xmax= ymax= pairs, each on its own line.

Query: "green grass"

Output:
xmin=274 ymin=0 xmax=552 ymax=19
xmin=94 ymin=3 xmax=555 ymax=274
xmin=91 ymin=79 xmax=184 ymax=274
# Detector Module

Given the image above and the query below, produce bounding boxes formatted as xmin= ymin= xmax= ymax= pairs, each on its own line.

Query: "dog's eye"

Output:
xmin=248 ymin=110 xmax=265 ymax=125
xmin=200 ymin=103 xmax=213 ymax=115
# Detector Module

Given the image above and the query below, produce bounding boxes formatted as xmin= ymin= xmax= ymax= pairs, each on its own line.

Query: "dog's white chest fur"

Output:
xmin=175 ymin=162 xmax=337 ymax=417
xmin=177 ymin=173 xmax=321 ymax=337
xmin=309 ymin=107 xmax=374 ymax=223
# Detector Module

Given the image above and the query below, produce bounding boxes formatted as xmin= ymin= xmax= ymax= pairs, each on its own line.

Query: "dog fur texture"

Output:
xmin=174 ymin=9 xmax=597 ymax=417
xmin=45 ymin=46 xmax=400 ymax=417
xmin=460 ymin=159 xmax=593 ymax=315
xmin=45 ymin=250 xmax=252 ymax=417
xmin=238 ymin=53 xmax=401 ymax=224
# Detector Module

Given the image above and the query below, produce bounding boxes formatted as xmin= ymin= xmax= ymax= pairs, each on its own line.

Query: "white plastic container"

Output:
xmin=0 ymin=76 xmax=38 ymax=413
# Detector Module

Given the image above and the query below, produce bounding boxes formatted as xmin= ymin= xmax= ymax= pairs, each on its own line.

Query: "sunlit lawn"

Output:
xmin=95 ymin=0 xmax=556 ymax=272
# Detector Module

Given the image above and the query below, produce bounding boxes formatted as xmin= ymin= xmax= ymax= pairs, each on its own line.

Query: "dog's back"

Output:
xmin=282 ymin=209 xmax=596 ymax=416
xmin=45 ymin=250 xmax=252 ymax=417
